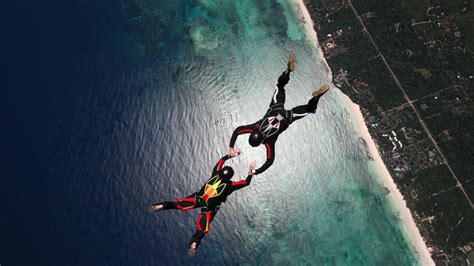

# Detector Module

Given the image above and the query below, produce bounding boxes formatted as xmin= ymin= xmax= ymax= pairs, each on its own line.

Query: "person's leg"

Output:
xmin=288 ymin=104 xmax=309 ymax=123
xmin=289 ymin=86 xmax=329 ymax=123
xmin=148 ymin=194 xmax=197 ymax=213
xmin=187 ymin=209 xmax=218 ymax=256
xmin=269 ymin=53 xmax=296 ymax=107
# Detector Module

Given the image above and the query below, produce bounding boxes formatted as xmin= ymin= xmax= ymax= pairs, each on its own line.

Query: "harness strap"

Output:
xmin=268 ymin=103 xmax=284 ymax=112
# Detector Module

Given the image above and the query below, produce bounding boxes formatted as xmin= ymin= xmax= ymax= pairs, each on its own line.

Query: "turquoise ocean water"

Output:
xmin=121 ymin=0 xmax=420 ymax=264
xmin=3 ymin=0 xmax=422 ymax=265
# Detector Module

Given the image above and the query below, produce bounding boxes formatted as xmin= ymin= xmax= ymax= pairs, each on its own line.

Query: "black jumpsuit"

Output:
xmin=229 ymin=70 xmax=327 ymax=175
xmin=154 ymin=155 xmax=252 ymax=249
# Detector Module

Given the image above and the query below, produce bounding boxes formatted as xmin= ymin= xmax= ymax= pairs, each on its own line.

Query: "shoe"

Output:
xmin=288 ymin=53 xmax=296 ymax=72
xmin=187 ymin=242 xmax=198 ymax=257
xmin=312 ymin=85 xmax=330 ymax=97
xmin=148 ymin=204 xmax=163 ymax=214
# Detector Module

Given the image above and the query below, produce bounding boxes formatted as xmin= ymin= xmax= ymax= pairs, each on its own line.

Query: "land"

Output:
xmin=304 ymin=0 xmax=474 ymax=264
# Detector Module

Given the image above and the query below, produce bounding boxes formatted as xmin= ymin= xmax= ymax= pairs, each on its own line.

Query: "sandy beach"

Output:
xmin=338 ymin=92 xmax=435 ymax=266
xmin=292 ymin=0 xmax=435 ymax=264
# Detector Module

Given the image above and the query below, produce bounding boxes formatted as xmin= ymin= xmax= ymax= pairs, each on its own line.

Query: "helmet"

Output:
xmin=219 ymin=166 xmax=234 ymax=180
xmin=248 ymin=132 xmax=262 ymax=147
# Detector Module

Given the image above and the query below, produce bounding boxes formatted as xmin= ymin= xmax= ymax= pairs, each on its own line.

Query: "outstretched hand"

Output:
xmin=248 ymin=162 xmax=257 ymax=176
xmin=229 ymin=147 xmax=240 ymax=157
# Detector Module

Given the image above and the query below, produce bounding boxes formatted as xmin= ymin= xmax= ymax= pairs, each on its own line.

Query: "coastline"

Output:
xmin=338 ymin=92 xmax=435 ymax=266
xmin=292 ymin=0 xmax=435 ymax=264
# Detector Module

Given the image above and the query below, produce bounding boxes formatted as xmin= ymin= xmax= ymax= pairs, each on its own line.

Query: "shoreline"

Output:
xmin=338 ymin=92 xmax=434 ymax=266
xmin=292 ymin=0 xmax=435 ymax=264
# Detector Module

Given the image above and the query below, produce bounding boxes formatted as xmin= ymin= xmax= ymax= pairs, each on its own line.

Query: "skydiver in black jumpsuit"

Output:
xmin=228 ymin=53 xmax=330 ymax=175
xmin=148 ymin=154 xmax=256 ymax=256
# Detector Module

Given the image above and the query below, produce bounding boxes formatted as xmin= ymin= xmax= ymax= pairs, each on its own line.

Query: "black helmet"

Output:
xmin=219 ymin=166 xmax=234 ymax=180
xmin=248 ymin=132 xmax=262 ymax=147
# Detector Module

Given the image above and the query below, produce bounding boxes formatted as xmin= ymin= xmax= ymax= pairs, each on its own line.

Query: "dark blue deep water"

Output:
xmin=3 ymin=1 xmax=142 ymax=264
xmin=3 ymin=1 xmax=420 ymax=265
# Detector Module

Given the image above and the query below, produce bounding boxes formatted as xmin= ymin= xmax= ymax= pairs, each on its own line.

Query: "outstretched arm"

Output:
xmin=254 ymin=142 xmax=275 ymax=175
xmin=228 ymin=122 xmax=258 ymax=156
xmin=229 ymin=123 xmax=259 ymax=148
xmin=230 ymin=163 xmax=256 ymax=191
xmin=212 ymin=155 xmax=232 ymax=176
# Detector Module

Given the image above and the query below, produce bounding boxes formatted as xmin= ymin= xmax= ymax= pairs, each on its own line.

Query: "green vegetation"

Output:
xmin=468 ymin=251 xmax=474 ymax=265
xmin=414 ymin=68 xmax=433 ymax=79
xmin=456 ymin=18 xmax=474 ymax=51
xmin=308 ymin=0 xmax=474 ymax=263
xmin=400 ymin=0 xmax=429 ymax=20
xmin=445 ymin=0 xmax=470 ymax=14
xmin=414 ymin=85 xmax=474 ymax=192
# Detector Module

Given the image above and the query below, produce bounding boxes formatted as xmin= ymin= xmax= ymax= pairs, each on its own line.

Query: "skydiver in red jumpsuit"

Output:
xmin=149 ymin=153 xmax=255 ymax=256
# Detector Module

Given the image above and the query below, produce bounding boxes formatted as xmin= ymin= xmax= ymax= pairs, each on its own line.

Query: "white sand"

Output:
xmin=292 ymin=0 xmax=435 ymax=265
xmin=339 ymin=92 xmax=435 ymax=266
